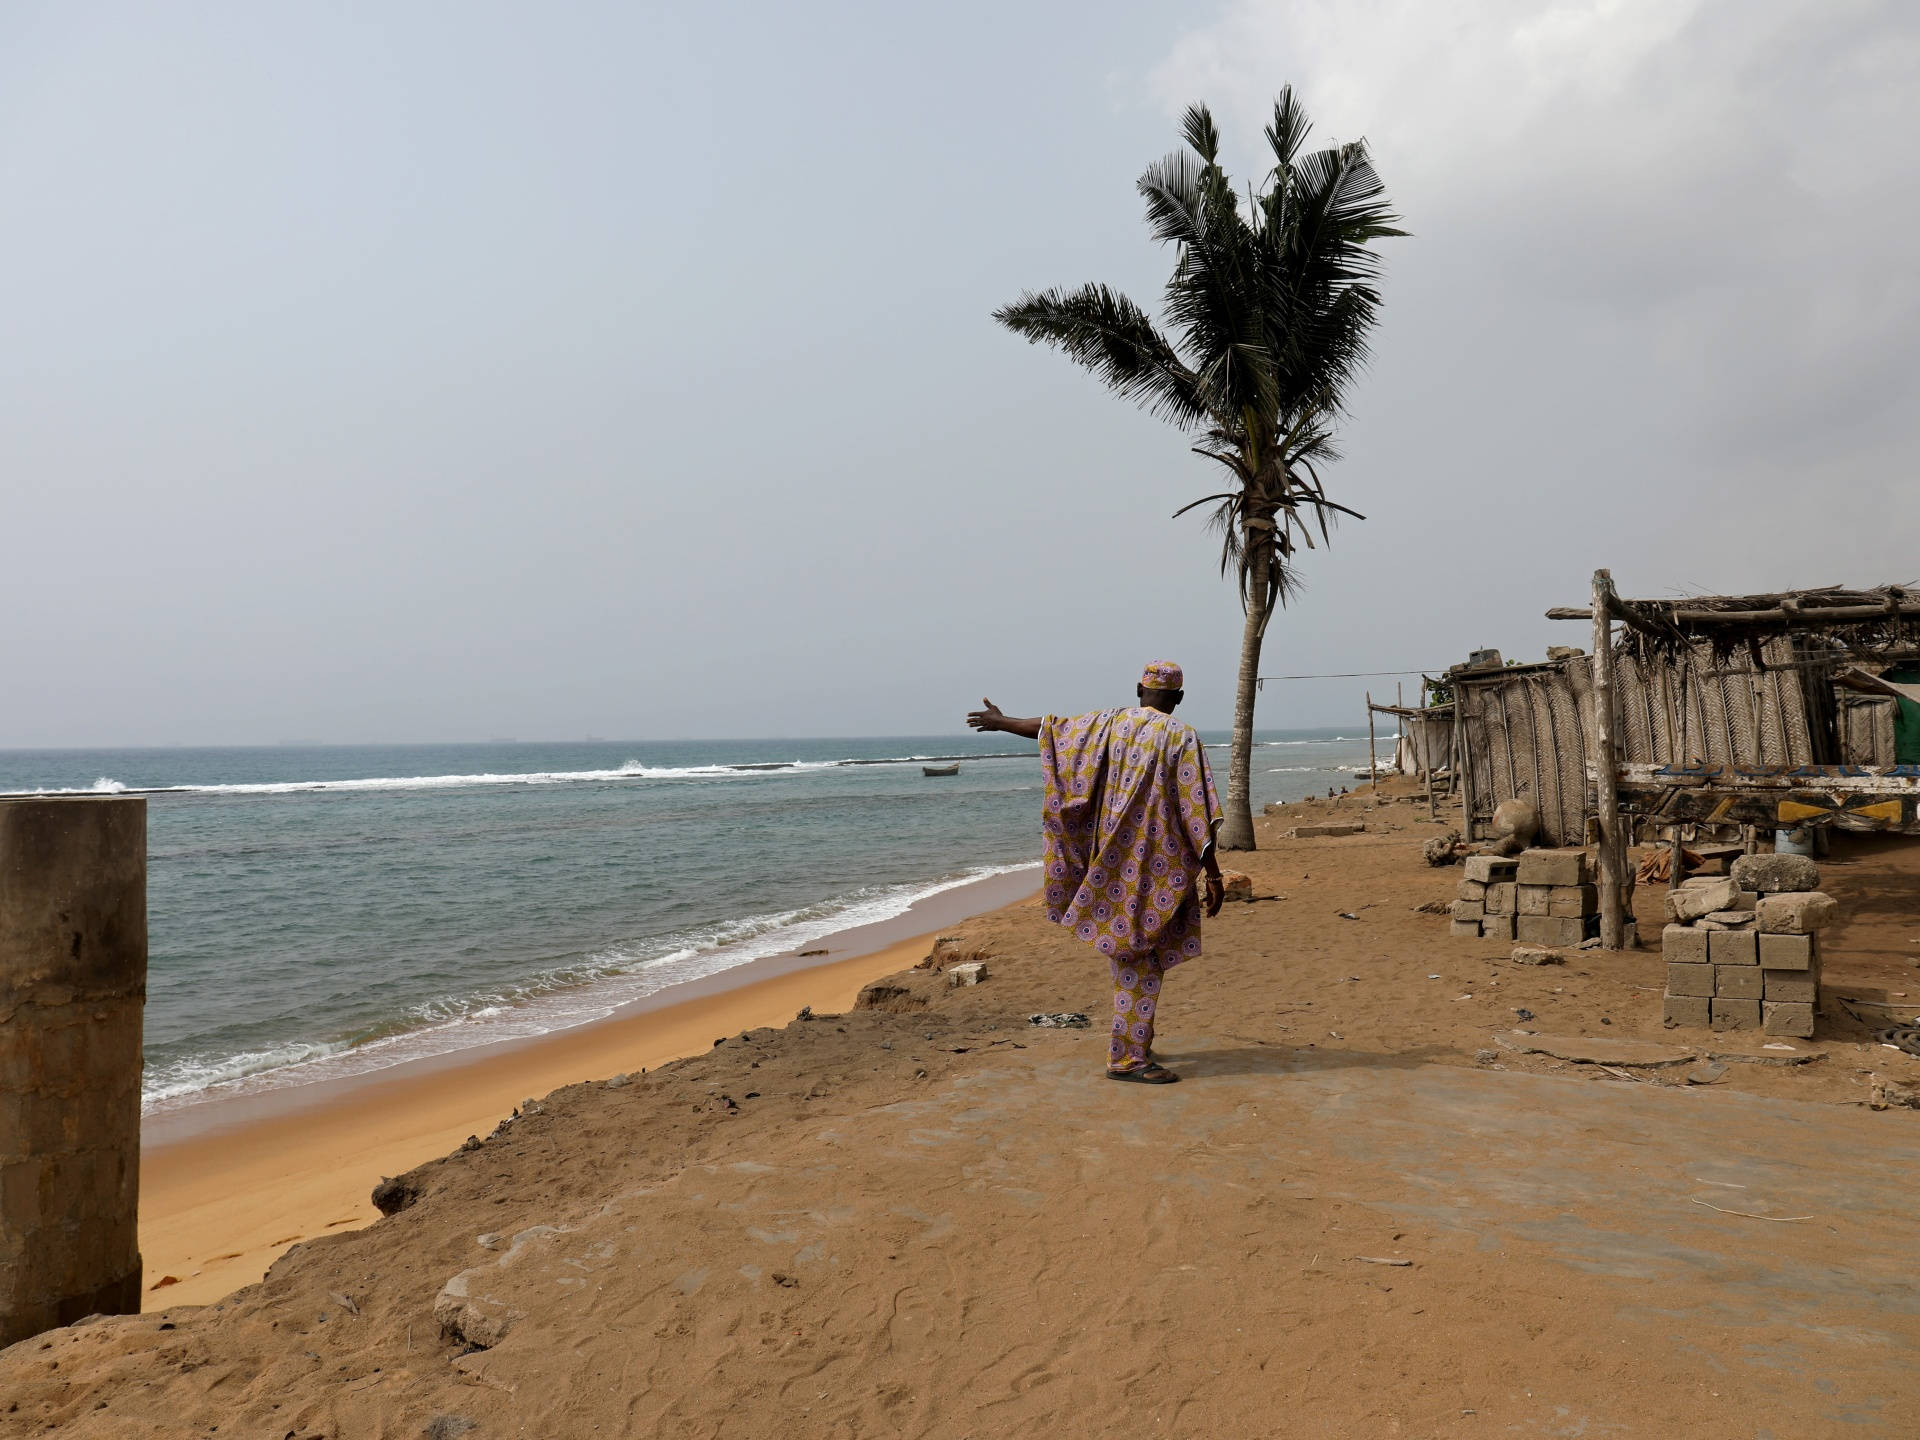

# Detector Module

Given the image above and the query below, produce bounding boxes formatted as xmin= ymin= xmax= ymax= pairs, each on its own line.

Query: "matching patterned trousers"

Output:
xmin=1107 ymin=955 xmax=1166 ymax=1072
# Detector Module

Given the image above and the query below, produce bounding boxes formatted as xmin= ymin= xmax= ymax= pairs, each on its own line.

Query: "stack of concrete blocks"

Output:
xmin=1450 ymin=849 xmax=1599 ymax=945
xmin=1660 ymin=853 xmax=1833 ymax=1037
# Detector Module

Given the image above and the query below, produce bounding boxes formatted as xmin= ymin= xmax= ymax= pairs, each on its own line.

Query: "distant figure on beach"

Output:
xmin=967 ymin=662 xmax=1223 ymax=1084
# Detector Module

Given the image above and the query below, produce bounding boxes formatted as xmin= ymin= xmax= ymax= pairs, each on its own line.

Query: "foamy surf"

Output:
xmin=16 ymin=753 xmax=1036 ymax=799
xmin=140 ymin=860 xmax=1040 ymax=1115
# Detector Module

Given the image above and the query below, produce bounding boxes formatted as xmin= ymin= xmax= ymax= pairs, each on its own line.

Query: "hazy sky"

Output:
xmin=4 ymin=1 xmax=1916 ymax=746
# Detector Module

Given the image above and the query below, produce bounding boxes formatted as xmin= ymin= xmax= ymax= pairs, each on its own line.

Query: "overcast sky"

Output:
xmin=3 ymin=0 xmax=1915 ymax=746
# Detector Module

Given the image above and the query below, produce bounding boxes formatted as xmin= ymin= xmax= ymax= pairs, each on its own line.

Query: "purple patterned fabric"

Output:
xmin=1037 ymin=706 xmax=1222 ymax=969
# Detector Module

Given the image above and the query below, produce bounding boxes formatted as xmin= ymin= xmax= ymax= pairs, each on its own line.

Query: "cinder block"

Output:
xmin=1517 ymin=914 xmax=1585 ymax=947
xmin=1517 ymin=884 xmax=1553 ymax=917
xmin=1449 ymin=899 xmax=1485 ymax=922
xmin=1463 ymin=855 xmax=1519 ymax=884
xmin=1762 ymin=969 xmax=1816 ymax=1004
xmin=1714 ymin=965 xmax=1764 ymax=999
xmin=1763 ymin=1001 xmax=1815 ymax=1037
xmin=1448 ymin=919 xmax=1482 ymax=938
xmin=1758 ymin=933 xmax=1816 ymax=971
xmin=1481 ymin=912 xmax=1517 ymax=941
xmin=1548 ymin=884 xmax=1598 ymax=917
xmin=1485 ymin=882 xmax=1517 ymax=916
xmin=1663 ymin=995 xmax=1711 ymax=1027
xmin=1756 ymin=891 xmax=1838 ymax=934
xmin=1708 ymin=929 xmax=1758 ymax=965
xmin=1516 ymin=849 xmax=1590 ymax=886
xmin=1457 ymin=879 xmax=1487 ymax=902
xmin=1711 ymin=997 xmax=1761 ymax=1030
xmin=1661 ymin=925 xmax=1710 ymax=964
xmin=1666 ymin=962 xmax=1714 ymax=997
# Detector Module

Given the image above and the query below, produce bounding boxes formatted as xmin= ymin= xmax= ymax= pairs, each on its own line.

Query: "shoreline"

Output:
xmin=138 ymin=866 xmax=1040 ymax=1311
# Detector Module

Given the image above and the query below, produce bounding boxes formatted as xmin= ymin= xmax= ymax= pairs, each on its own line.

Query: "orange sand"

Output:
xmin=138 ymin=933 xmax=942 ymax=1309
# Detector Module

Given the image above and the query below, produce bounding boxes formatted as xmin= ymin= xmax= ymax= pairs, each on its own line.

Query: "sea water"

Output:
xmin=0 ymin=729 xmax=1386 ymax=1114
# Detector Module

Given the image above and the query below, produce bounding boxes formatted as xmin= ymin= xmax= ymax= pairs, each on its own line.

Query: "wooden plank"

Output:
xmin=1590 ymin=570 xmax=1627 ymax=949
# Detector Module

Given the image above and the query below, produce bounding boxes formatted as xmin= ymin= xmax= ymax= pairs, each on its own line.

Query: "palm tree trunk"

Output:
xmin=1217 ymin=536 xmax=1272 ymax=851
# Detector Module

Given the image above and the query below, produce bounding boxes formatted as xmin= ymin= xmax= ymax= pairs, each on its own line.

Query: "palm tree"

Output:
xmin=994 ymin=90 xmax=1403 ymax=849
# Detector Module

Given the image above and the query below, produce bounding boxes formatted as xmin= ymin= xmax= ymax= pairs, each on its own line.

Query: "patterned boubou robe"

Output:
xmin=1036 ymin=707 xmax=1222 ymax=1070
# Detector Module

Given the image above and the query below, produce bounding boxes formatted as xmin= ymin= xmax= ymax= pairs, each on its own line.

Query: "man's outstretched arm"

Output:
xmin=966 ymin=699 xmax=1041 ymax=740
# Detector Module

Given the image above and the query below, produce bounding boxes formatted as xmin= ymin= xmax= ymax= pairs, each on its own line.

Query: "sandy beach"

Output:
xmin=10 ymin=782 xmax=1920 ymax=1436
xmin=137 ymin=868 xmax=1040 ymax=1311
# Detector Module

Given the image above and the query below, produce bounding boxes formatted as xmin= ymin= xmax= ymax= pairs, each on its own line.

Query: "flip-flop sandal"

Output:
xmin=1107 ymin=1062 xmax=1179 ymax=1085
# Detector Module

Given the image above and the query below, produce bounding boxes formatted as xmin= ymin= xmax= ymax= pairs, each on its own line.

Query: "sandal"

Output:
xmin=1107 ymin=1062 xmax=1180 ymax=1085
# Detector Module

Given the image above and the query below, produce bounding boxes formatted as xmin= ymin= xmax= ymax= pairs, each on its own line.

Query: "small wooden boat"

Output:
xmin=922 ymin=763 xmax=960 ymax=777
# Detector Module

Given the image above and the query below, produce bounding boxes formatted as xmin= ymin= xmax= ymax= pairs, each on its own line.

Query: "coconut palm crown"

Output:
xmin=994 ymin=89 xmax=1404 ymax=850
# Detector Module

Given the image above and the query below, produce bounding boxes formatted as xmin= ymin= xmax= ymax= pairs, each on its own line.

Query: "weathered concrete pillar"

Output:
xmin=0 ymin=796 xmax=146 ymax=1349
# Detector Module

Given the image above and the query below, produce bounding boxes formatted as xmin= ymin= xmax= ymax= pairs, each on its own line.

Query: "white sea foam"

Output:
xmin=16 ymin=753 xmax=1035 ymax=799
xmin=140 ymin=859 xmax=1041 ymax=1115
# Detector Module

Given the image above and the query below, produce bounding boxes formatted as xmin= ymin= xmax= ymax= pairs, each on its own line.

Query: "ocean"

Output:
xmin=0 ymin=729 xmax=1389 ymax=1116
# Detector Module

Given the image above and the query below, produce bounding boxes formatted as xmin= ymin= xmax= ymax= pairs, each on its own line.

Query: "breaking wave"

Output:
xmin=142 ymin=860 xmax=1040 ymax=1112
xmin=16 ymin=753 xmax=1036 ymax=799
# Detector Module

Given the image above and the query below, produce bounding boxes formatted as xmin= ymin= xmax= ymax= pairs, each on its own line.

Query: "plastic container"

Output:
xmin=1773 ymin=826 xmax=1814 ymax=856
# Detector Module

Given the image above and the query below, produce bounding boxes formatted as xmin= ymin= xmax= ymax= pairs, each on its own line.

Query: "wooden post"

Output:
xmin=1423 ymin=691 xmax=1438 ymax=821
xmin=1590 ymin=569 xmax=1627 ymax=949
xmin=1667 ymin=824 xmax=1684 ymax=893
xmin=1366 ymin=692 xmax=1377 ymax=795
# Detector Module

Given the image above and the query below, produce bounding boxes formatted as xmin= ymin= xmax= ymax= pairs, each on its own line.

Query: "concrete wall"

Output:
xmin=0 ymin=796 xmax=146 ymax=1349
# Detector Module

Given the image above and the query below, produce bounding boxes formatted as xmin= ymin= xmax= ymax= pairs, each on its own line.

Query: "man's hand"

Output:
xmin=966 ymin=701 xmax=1043 ymax=740
xmin=1204 ymin=871 xmax=1225 ymax=918
xmin=966 ymin=699 xmax=1006 ymax=733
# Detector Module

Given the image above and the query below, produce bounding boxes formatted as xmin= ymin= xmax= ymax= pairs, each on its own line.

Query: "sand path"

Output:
xmin=8 ymin=784 xmax=1920 ymax=1435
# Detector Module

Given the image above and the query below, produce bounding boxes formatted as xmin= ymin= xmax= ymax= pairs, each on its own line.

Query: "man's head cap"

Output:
xmin=1140 ymin=660 xmax=1184 ymax=691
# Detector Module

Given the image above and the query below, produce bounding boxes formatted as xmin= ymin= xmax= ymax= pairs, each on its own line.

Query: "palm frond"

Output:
xmin=993 ymin=284 xmax=1213 ymax=431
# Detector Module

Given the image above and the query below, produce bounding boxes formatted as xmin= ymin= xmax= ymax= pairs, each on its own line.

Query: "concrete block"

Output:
xmin=1463 ymin=855 xmax=1519 ymax=884
xmin=1756 ymin=892 xmax=1838 ymax=934
xmin=1484 ymin=882 xmax=1517 ymax=916
xmin=1762 ymin=969 xmax=1816 ymax=1004
xmin=1763 ymin=1001 xmax=1816 ymax=1037
xmin=1448 ymin=919 xmax=1483 ymax=939
xmin=1665 ymin=962 xmax=1714 ymax=997
xmin=1663 ymin=995 xmax=1711 ymax=1027
xmin=1516 ymin=849 xmax=1590 ymax=886
xmin=1517 ymin=914 xmax=1585 ymax=947
xmin=1731 ymin=853 xmax=1820 ymax=894
xmin=1714 ymin=965 xmax=1764 ymax=999
xmin=1758 ymin=933 xmax=1816 ymax=971
xmin=946 ymin=962 xmax=987 ymax=987
xmin=0 ymin=796 xmax=147 ymax=1350
xmin=1449 ymin=899 xmax=1485 ymax=922
xmin=1708 ymin=929 xmax=1758 ymax=965
xmin=1294 ymin=823 xmax=1364 ymax=838
xmin=1548 ymin=884 xmax=1598 ymax=917
xmin=1517 ymin=884 xmax=1552 ymax=917
xmin=1702 ymin=911 xmax=1754 ymax=929
xmin=1711 ymin=997 xmax=1761 ymax=1030
xmin=1661 ymin=925 xmax=1710 ymax=963
xmin=1456 ymin=879 xmax=1487 ymax=902
xmin=1666 ymin=878 xmax=1739 ymax=923
xmin=1481 ymin=912 xmax=1517 ymax=941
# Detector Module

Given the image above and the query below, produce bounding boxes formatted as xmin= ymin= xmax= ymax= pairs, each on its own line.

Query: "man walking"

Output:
xmin=968 ymin=662 xmax=1224 ymax=1084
